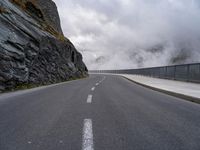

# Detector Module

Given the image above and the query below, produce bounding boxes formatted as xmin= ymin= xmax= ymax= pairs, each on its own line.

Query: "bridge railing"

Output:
xmin=89 ymin=63 xmax=200 ymax=83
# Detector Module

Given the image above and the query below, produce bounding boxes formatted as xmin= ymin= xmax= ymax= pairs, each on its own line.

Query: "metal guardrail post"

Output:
xmin=164 ymin=66 xmax=167 ymax=79
xmin=174 ymin=65 xmax=176 ymax=80
xmin=199 ymin=64 xmax=200 ymax=82
xmin=159 ymin=68 xmax=162 ymax=78
xmin=187 ymin=64 xmax=190 ymax=82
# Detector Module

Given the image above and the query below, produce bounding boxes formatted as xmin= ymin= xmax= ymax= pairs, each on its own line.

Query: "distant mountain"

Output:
xmin=0 ymin=0 xmax=88 ymax=92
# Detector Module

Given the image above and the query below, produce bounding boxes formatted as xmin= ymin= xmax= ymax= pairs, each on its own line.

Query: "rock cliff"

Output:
xmin=0 ymin=0 xmax=88 ymax=92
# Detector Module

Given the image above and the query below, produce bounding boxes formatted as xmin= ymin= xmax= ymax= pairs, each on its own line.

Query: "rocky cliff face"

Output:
xmin=0 ymin=0 xmax=88 ymax=92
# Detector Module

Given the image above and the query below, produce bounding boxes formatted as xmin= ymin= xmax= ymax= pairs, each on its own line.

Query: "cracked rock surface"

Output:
xmin=0 ymin=0 xmax=88 ymax=92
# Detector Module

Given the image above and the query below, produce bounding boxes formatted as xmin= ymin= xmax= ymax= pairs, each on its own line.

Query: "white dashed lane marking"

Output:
xmin=82 ymin=119 xmax=94 ymax=150
xmin=91 ymin=87 xmax=95 ymax=91
xmin=82 ymin=76 xmax=106 ymax=150
xmin=99 ymin=76 xmax=106 ymax=83
xmin=87 ymin=95 xmax=93 ymax=103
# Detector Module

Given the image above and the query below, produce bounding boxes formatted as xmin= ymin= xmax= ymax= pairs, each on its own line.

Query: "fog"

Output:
xmin=54 ymin=0 xmax=200 ymax=70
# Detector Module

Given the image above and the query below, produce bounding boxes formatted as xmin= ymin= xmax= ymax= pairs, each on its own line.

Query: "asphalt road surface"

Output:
xmin=0 ymin=74 xmax=200 ymax=150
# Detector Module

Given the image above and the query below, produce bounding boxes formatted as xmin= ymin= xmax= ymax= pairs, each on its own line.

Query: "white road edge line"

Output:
xmin=91 ymin=87 xmax=95 ymax=91
xmin=95 ymin=83 xmax=99 ymax=86
xmin=87 ymin=95 xmax=93 ymax=103
xmin=82 ymin=119 xmax=94 ymax=150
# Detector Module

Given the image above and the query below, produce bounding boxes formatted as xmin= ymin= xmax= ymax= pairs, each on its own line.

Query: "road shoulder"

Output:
xmin=121 ymin=75 xmax=200 ymax=104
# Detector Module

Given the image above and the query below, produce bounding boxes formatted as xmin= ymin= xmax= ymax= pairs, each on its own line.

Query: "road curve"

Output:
xmin=0 ymin=74 xmax=200 ymax=150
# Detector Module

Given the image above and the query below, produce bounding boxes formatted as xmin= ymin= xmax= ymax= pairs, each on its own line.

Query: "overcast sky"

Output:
xmin=54 ymin=0 xmax=200 ymax=70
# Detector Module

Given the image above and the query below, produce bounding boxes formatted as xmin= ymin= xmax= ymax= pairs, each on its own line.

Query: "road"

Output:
xmin=0 ymin=74 xmax=200 ymax=150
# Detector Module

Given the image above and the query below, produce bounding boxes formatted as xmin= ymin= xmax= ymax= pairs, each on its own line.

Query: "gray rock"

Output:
xmin=35 ymin=0 xmax=63 ymax=35
xmin=0 ymin=0 xmax=88 ymax=91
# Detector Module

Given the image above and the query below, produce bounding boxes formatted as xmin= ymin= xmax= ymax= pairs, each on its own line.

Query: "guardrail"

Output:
xmin=89 ymin=63 xmax=200 ymax=83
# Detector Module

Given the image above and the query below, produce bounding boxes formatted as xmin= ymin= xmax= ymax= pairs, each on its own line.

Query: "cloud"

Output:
xmin=54 ymin=0 xmax=200 ymax=69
